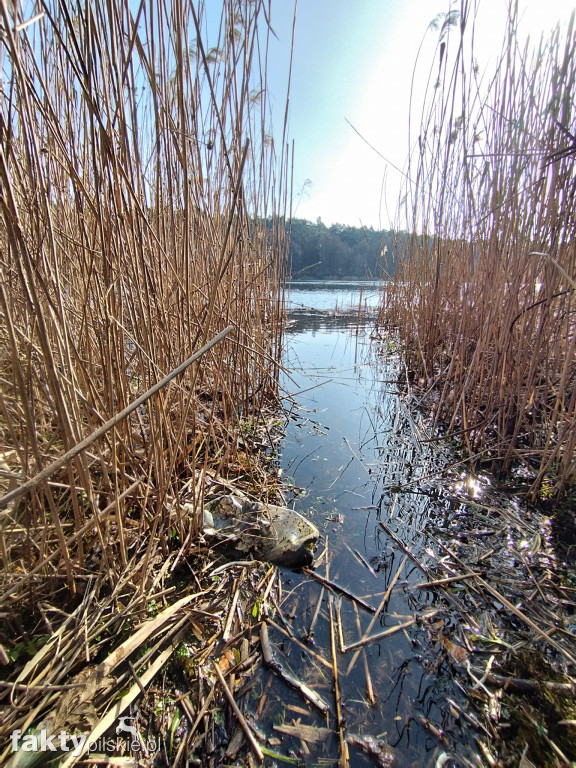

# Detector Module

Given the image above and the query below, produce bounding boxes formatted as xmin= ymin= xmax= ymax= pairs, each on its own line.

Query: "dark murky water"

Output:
xmin=248 ymin=282 xmax=485 ymax=767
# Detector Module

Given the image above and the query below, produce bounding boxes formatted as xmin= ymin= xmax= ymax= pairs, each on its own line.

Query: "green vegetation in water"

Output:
xmin=8 ymin=635 xmax=50 ymax=663
xmin=497 ymin=652 xmax=576 ymax=767
xmin=260 ymin=745 xmax=307 ymax=765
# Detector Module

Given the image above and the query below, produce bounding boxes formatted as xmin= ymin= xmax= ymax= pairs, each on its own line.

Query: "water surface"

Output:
xmin=251 ymin=281 xmax=480 ymax=767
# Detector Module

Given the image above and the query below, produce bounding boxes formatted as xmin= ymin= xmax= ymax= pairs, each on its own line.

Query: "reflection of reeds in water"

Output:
xmin=380 ymin=4 xmax=576 ymax=498
xmin=0 ymin=1 xmax=289 ymax=594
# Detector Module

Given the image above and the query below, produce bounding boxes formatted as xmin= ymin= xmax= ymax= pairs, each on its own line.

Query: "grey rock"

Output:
xmin=204 ymin=495 xmax=319 ymax=567
xmin=203 ymin=509 xmax=214 ymax=529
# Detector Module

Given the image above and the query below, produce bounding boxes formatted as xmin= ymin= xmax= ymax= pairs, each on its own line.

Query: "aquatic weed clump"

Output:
xmin=494 ymin=651 xmax=576 ymax=767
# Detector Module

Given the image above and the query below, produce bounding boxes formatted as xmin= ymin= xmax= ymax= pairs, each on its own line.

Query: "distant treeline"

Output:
xmin=283 ymin=218 xmax=406 ymax=280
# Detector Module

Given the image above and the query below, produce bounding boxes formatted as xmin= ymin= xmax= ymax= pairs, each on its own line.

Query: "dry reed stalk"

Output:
xmin=352 ymin=603 xmax=376 ymax=706
xmin=345 ymin=553 xmax=408 ymax=676
xmin=302 ymin=567 xmax=376 ymax=613
xmin=379 ymin=3 xmax=576 ymax=498
xmin=266 ymin=617 xmax=332 ymax=670
xmin=213 ymin=661 xmax=264 ymax=765
xmin=343 ymin=616 xmax=431 ymax=653
xmin=328 ymin=593 xmax=349 ymax=768
xmin=0 ymin=0 xmax=290 ymax=612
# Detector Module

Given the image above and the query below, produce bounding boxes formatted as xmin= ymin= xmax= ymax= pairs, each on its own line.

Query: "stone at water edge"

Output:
xmin=259 ymin=502 xmax=320 ymax=567
xmin=203 ymin=495 xmax=319 ymax=567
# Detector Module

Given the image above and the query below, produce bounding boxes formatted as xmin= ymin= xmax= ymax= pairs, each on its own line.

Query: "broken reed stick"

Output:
xmin=213 ymin=661 xmax=264 ymax=764
xmin=409 ymin=572 xmax=484 ymax=590
xmin=353 ymin=603 xmax=376 ymax=705
xmin=0 ymin=325 xmax=234 ymax=512
xmin=379 ymin=522 xmax=429 ymax=574
xmin=190 ymin=688 xmax=216 ymax=736
xmin=427 ymin=534 xmax=482 ymax=596
xmin=417 ymin=714 xmax=450 ymax=748
xmin=343 ymin=543 xmax=377 ymax=577
xmin=343 ymin=436 xmax=370 ymax=476
xmin=173 ymin=736 xmax=193 ymax=766
xmin=446 ymin=697 xmax=494 ymax=738
xmin=223 ymin=577 xmax=242 ymax=642
xmin=259 ymin=621 xmax=274 ymax=667
xmin=260 ymin=622 xmax=330 ymax=713
xmin=302 ymin=568 xmax=375 ymax=613
xmin=127 ymin=660 xmax=147 ymax=696
xmin=255 ymin=565 xmax=275 ymax=593
xmin=329 ymin=595 xmax=349 ymax=768
xmin=334 ymin=596 xmax=346 ymax=653
xmin=266 ymin=618 xmax=332 ymax=670
xmin=344 ymin=616 xmax=424 ymax=653
xmin=273 ymin=723 xmax=332 ymax=743
xmin=307 ymin=585 xmax=325 ymax=640
xmin=225 ymin=726 xmax=247 ymax=761
xmin=286 ymin=596 xmax=300 ymax=626
xmin=255 ymin=676 xmax=273 ymax=719
xmin=276 ymin=666 xmax=331 ymax=715
xmin=270 ymin=593 xmax=297 ymax=636
xmin=261 ymin=566 xmax=276 ymax=611
xmin=484 ymin=673 xmax=576 ymax=694
xmin=476 ymin=738 xmax=499 ymax=768
xmin=177 ymin=694 xmax=196 ymax=727
xmin=519 ymin=553 xmax=548 ymax=602
xmin=345 ymin=554 xmax=408 ymax=675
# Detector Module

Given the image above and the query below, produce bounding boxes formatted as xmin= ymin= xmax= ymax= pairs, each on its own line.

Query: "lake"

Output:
xmin=246 ymin=281 xmax=484 ymax=767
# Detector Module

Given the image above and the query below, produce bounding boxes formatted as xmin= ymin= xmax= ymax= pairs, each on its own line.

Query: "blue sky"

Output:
xmin=262 ymin=0 xmax=574 ymax=230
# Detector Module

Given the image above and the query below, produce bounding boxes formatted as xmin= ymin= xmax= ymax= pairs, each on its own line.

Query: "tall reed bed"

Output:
xmin=380 ymin=2 xmax=576 ymax=499
xmin=0 ymin=0 xmax=290 ymax=601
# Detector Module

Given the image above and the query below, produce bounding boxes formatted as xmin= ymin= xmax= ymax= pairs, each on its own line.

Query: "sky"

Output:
xmin=263 ymin=0 xmax=574 ymax=230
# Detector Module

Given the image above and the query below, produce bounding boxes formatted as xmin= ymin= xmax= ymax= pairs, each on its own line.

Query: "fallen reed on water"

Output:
xmin=0 ymin=0 xmax=289 ymax=605
xmin=380 ymin=3 xmax=576 ymax=499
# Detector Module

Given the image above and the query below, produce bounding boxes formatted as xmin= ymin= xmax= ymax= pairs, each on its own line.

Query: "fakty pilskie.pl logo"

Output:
xmin=9 ymin=717 xmax=159 ymax=757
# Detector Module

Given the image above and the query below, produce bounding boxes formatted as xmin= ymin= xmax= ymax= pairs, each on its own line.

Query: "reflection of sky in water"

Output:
xmin=266 ymin=282 xmax=478 ymax=767
xmin=287 ymin=279 xmax=382 ymax=312
xmin=282 ymin=325 xmax=386 ymax=524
